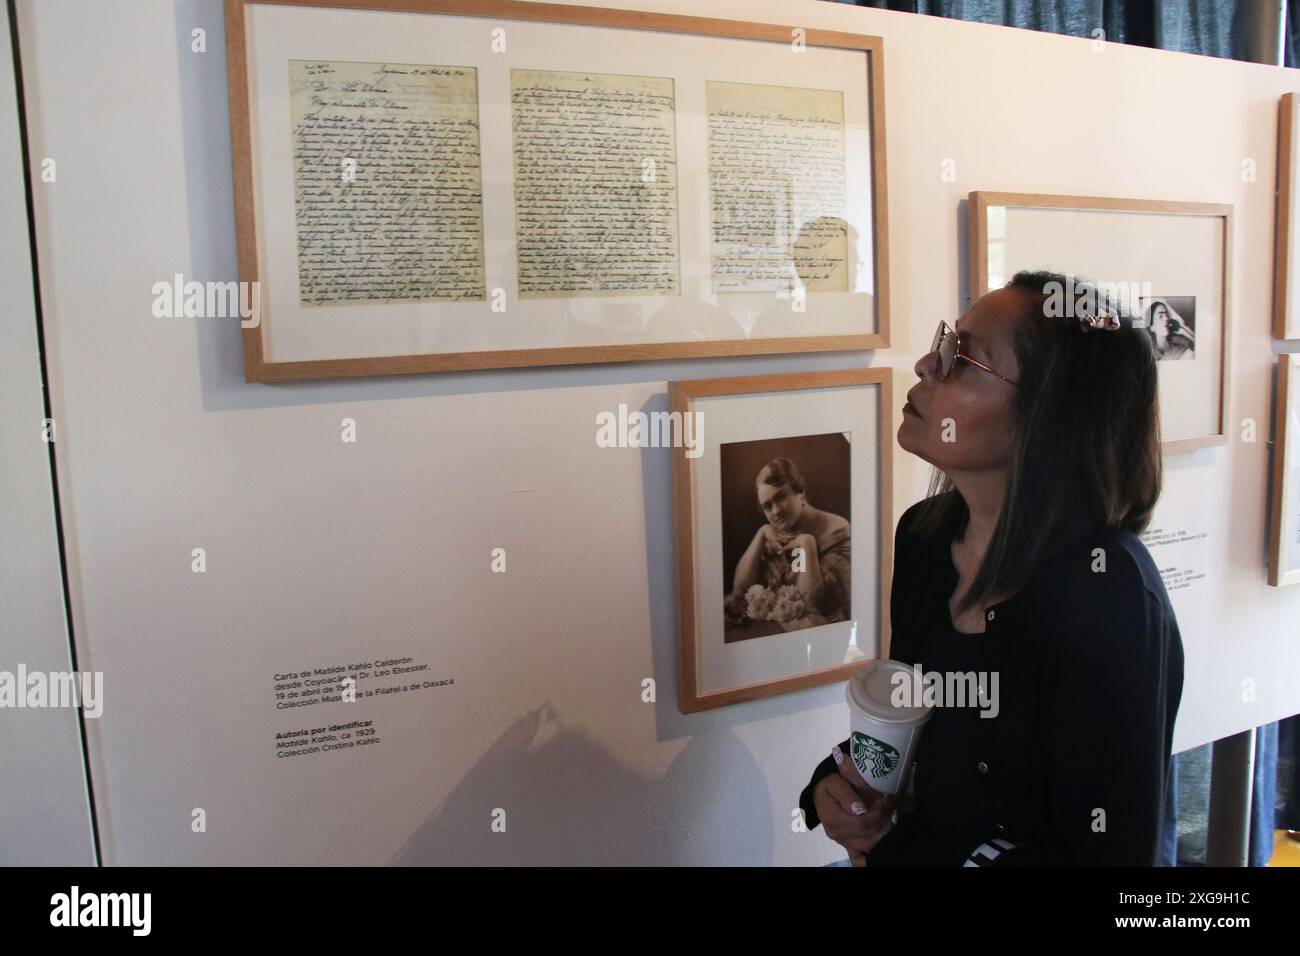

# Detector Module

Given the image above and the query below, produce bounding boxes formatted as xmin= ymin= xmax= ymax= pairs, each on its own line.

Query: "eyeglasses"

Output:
xmin=929 ymin=320 xmax=1020 ymax=387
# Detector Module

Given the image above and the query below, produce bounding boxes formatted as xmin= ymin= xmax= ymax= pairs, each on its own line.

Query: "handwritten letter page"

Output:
xmin=289 ymin=60 xmax=485 ymax=306
xmin=707 ymin=81 xmax=848 ymax=294
xmin=511 ymin=69 xmax=680 ymax=298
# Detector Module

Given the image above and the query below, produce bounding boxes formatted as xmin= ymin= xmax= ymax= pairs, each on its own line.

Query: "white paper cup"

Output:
xmin=844 ymin=660 xmax=933 ymax=795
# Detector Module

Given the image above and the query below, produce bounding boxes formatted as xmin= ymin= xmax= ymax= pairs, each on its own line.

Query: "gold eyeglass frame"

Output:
xmin=930 ymin=320 xmax=1020 ymax=387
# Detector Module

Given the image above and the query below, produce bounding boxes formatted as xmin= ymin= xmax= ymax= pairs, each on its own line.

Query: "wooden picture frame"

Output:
xmin=1269 ymin=354 xmax=1300 ymax=587
xmin=670 ymin=368 xmax=893 ymax=713
xmin=225 ymin=0 xmax=891 ymax=381
xmin=1274 ymin=93 xmax=1300 ymax=342
xmin=969 ymin=190 xmax=1232 ymax=454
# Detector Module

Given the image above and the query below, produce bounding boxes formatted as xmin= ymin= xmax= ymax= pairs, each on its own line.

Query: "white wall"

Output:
xmin=11 ymin=0 xmax=1300 ymax=865
xmin=0 ymin=2 xmax=95 ymax=865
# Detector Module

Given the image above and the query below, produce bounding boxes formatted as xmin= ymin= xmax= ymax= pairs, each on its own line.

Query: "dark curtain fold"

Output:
xmin=833 ymin=0 xmax=1267 ymax=63
xmin=1290 ymin=0 xmax=1300 ymax=67
xmin=825 ymin=0 xmax=1297 ymax=866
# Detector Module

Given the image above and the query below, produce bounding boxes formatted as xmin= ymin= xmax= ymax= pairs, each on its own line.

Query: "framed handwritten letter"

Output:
xmin=226 ymin=0 xmax=890 ymax=381
xmin=669 ymin=368 xmax=893 ymax=712
xmin=969 ymin=191 xmax=1232 ymax=454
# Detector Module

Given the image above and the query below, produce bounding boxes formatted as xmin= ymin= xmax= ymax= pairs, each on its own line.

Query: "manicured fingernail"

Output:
xmin=851 ymin=801 xmax=866 ymax=815
xmin=831 ymin=747 xmax=844 ymax=765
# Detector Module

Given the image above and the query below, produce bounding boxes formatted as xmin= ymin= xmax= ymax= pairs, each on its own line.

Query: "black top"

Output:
xmin=798 ymin=491 xmax=1185 ymax=865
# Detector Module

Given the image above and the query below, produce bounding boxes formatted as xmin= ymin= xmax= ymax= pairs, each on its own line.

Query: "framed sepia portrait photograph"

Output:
xmin=1269 ymin=354 xmax=1300 ymax=587
xmin=226 ymin=0 xmax=890 ymax=381
xmin=670 ymin=368 xmax=893 ymax=713
xmin=969 ymin=190 xmax=1231 ymax=453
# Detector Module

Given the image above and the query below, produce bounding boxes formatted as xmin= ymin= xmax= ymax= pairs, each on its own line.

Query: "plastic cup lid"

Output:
xmin=847 ymin=660 xmax=933 ymax=724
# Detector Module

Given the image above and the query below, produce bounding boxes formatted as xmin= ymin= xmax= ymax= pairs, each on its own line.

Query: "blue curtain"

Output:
xmin=1158 ymin=751 xmax=1179 ymax=865
xmin=1280 ymin=716 xmax=1300 ymax=833
xmin=829 ymin=1 xmax=1270 ymax=64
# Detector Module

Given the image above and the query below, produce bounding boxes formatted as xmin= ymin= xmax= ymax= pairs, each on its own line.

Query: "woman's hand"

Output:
xmin=760 ymin=524 xmax=797 ymax=556
xmin=783 ymin=532 xmax=817 ymax=557
xmin=813 ymin=769 xmax=897 ymax=867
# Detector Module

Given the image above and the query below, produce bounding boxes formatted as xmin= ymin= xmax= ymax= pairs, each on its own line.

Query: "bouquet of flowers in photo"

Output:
xmin=742 ymin=583 xmax=810 ymax=625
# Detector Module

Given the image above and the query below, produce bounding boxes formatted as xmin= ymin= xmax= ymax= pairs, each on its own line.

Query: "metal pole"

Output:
xmin=1244 ymin=0 xmax=1286 ymax=66
xmin=1206 ymin=730 xmax=1255 ymax=866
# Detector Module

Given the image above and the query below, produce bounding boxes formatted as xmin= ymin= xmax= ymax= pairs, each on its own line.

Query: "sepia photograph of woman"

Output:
xmin=800 ymin=270 xmax=1185 ymax=866
xmin=724 ymin=452 xmax=852 ymax=640
xmin=717 ymin=437 xmax=857 ymax=647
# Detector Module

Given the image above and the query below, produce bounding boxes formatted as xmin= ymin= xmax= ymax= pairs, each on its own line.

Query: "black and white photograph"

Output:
xmin=720 ymin=435 xmax=852 ymax=643
xmin=1138 ymin=295 xmax=1197 ymax=361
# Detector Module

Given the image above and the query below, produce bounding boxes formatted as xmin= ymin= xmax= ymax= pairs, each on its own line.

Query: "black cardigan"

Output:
xmin=799 ymin=492 xmax=1184 ymax=865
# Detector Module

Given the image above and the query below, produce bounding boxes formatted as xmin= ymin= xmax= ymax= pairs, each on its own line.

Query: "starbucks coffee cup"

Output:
xmin=844 ymin=660 xmax=933 ymax=795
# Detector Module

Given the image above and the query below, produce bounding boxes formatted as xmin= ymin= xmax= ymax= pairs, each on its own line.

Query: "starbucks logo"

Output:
xmin=851 ymin=731 xmax=900 ymax=780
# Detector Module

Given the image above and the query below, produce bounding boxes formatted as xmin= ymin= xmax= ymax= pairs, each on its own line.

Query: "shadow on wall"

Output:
xmin=390 ymin=704 xmax=775 ymax=865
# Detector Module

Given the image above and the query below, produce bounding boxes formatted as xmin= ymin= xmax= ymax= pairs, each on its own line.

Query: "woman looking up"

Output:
xmin=800 ymin=271 xmax=1184 ymax=867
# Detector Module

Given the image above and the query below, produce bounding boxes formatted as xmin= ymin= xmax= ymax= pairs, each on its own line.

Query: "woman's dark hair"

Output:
xmin=1141 ymin=297 xmax=1173 ymax=352
xmin=758 ymin=458 xmax=806 ymax=492
xmin=911 ymin=270 xmax=1163 ymax=616
xmin=756 ymin=458 xmax=807 ymax=515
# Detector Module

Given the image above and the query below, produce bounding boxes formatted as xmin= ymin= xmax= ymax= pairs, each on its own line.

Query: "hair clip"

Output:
xmin=1078 ymin=311 xmax=1121 ymax=331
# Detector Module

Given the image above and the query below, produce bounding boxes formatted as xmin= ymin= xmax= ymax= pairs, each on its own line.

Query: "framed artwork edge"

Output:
xmin=225 ymin=0 xmax=892 ymax=382
xmin=1275 ymin=94 xmax=1300 ymax=342
xmin=242 ymin=334 xmax=891 ymax=382
xmin=967 ymin=189 xmax=1233 ymax=454
xmin=1268 ymin=354 xmax=1300 ymax=587
xmin=670 ymin=366 xmax=894 ymax=714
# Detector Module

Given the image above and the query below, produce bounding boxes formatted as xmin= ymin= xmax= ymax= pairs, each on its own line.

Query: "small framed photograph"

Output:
xmin=1269 ymin=354 xmax=1300 ymax=587
xmin=969 ymin=191 xmax=1232 ymax=453
xmin=669 ymin=368 xmax=893 ymax=712
xmin=1274 ymin=93 xmax=1300 ymax=341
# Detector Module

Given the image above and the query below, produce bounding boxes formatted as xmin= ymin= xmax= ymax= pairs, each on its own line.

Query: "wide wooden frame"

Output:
xmin=225 ymin=0 xmax=891 ymax=381
xmin=1274 ymin=94 xmax=1300 ymax=342
xmin=1269 ymin=354 xmax=1300 ymax=587
xmin=670 ymin=368 xmax=893 ymax=713
xmin=969 ymin=190 xmax=1232 ymax=455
